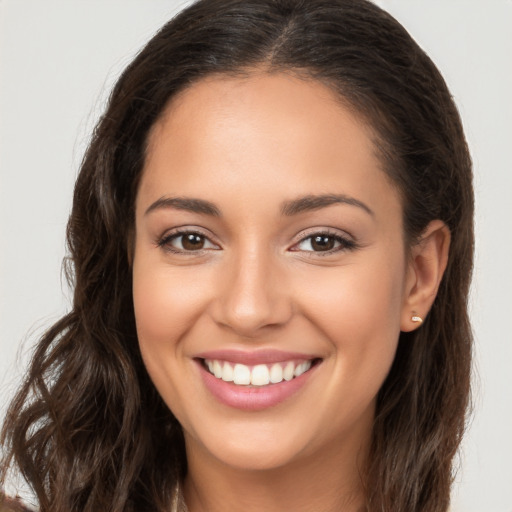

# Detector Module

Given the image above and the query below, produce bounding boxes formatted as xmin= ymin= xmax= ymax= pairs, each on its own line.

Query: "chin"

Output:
xmin=183 ymin=414 xmax=320 ymax=472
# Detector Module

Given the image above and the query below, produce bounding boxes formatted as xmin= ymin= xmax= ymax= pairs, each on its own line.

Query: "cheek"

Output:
xmin=300 ymin=258 xmax=403 ymax=324
xmin=132 ymin=265 xmax=181 ymax=398
xmin=132 ymin=261 xmax=210 ymax=345
xmin=131 ymin=260 xmax=212 ymax=418
xmin=295 ymin=256 xmax=405 ymax=375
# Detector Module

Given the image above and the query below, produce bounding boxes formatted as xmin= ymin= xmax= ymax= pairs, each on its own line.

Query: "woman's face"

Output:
xmin=133 ymin=72 xmax=413 ymax=471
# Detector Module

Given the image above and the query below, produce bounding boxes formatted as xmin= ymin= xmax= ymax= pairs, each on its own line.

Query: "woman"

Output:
xmin=0 ymin=1 xmax=474 ymax=511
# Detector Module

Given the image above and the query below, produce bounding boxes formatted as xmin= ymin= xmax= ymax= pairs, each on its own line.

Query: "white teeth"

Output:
xmin=233 ymin=363 xmax=251 ymax=385
xmin=294 ymin=361 xmax=312 ymax=377
xmin=221 ymin=362 xmax=234 ymax=382
xmin=269 ymin=363 xmax=283 ymax=383
xmin=213 ymin=360 xmax=223 ymax=379
xmin=283 ymin=361 xmax=295 ymax=381
xmin=205 ymin=358 xmax=314 ymax=386
xmin=251 ymin=364 xmax=270 ymax=386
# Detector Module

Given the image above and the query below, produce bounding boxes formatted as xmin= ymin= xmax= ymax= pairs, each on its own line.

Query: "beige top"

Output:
xmin=0 ymin=486 xmax=187 ymax=512
xmin=0 ymin=495 xmax=33 ymax=512
xmin=171 ymin=480 xmax=188 ymax=512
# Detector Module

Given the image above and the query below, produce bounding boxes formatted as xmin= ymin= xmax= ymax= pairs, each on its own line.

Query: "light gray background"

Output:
xmin=1 ymin=1 xmax=511 ymax=510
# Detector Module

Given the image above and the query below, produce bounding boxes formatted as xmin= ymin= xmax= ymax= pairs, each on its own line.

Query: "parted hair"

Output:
xmin=1 ymin=1 xmax=473 ymax=511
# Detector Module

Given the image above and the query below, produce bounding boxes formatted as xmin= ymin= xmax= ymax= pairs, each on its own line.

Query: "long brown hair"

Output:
xmin=1 ymin=1 xmax=474 ymax=511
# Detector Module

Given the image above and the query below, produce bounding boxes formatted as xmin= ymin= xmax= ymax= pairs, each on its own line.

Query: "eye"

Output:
xmin=292 ymin=232 xmax=356 ymax=253
xmin=158 ymin=231 xmax=219 ymax=253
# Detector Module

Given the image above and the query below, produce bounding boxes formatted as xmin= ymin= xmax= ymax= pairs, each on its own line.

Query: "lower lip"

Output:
xmin=197 ymin=360 xmax=319 ymax=411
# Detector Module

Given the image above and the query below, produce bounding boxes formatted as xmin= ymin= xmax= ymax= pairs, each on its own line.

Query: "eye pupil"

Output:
xmin=182 ymin=233 xmax=205 ymax=250
xmin=311 ymin=235 xmax=335 ymax=251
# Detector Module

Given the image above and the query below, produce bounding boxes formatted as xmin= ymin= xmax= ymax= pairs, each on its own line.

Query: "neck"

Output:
xmin=183 ymin=432 xmax=369 ymax=512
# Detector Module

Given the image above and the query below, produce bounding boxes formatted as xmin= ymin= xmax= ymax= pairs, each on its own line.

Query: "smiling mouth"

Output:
xmin=201 ymin=358 xmax=321 ymax=387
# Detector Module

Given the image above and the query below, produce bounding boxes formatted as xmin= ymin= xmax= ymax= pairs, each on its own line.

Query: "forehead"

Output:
xmin=147 ymin=71 xmax=377 ymax=165
xmin=139 ymin=72 xmax=400 ymax=223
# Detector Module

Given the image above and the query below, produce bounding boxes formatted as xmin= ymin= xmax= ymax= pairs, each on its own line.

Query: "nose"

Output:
xmin=210 ymin=248 xmax=293 ymax=337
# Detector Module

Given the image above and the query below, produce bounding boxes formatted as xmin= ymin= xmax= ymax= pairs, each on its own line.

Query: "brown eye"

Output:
xmin=181 ymin=233 xmax=205 ymax=250
xmin=292 ymin=232 xmax=356 ymax=254
xmin=310 ymin=235 xmax=335 ymax=251
xmin=159 ymin=231 xmax=219 ymax=253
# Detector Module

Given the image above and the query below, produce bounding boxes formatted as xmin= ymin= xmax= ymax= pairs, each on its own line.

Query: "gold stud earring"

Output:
xmin=411 ymin=314 xmax=423 ymax=324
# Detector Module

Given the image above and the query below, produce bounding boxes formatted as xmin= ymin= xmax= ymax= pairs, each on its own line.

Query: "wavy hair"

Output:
xmin=1 ymin=1 xmax=473 ymax=511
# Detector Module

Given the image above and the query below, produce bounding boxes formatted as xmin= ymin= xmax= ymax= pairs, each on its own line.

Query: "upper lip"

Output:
xmin=194 ymin=349 xmax=320 ymax=365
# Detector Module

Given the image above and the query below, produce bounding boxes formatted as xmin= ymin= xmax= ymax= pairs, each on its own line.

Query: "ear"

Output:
xmin=401 ymin=220 xmax=450 ymax=332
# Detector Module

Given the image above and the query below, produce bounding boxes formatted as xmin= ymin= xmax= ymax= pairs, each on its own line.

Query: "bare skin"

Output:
xmin=133 ymin=72 xmax=449 ymax=512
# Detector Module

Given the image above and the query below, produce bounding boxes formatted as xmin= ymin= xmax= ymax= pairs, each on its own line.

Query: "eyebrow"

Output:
xmin=144 ymin=193 xmax=374 ymax=218
xmin=145 ymin=196 xmax=221 ymax=217
xmin=281 ymin=194 xmax=374 ymax=217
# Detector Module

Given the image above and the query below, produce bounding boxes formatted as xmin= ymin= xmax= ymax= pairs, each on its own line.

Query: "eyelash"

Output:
xmin=290 ymin=230 xmax=357 ymax=256
xmin=157 ymin=229 xmax=218 ymax=254
xmin=156 ymin=229 xmax=358 ymax=255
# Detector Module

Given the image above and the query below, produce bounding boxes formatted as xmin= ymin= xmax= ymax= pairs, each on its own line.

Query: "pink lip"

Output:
xmin=194 ymin=349 xmax=319 ymax=365
xmin=195 ymin=357 xmax=320 ymax=411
